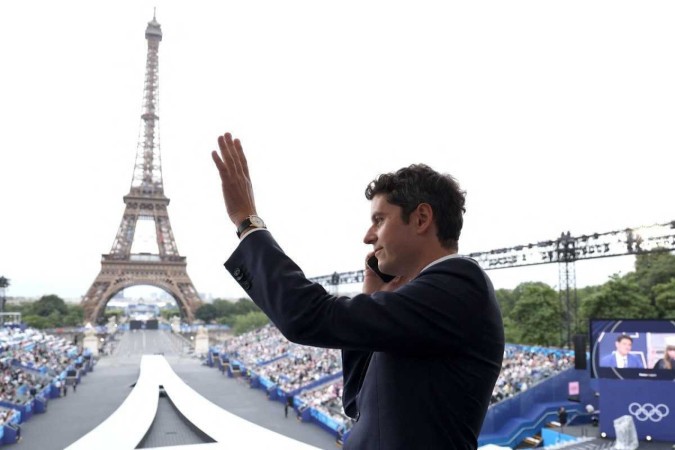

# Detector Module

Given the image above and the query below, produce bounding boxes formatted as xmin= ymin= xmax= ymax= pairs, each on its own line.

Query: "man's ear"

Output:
xmin=414 ymin=203 xmax=434 ymax=234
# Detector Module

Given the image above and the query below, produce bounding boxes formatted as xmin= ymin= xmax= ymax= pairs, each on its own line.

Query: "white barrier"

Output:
xmin=66 ymin=355 xmax=318 ymax=450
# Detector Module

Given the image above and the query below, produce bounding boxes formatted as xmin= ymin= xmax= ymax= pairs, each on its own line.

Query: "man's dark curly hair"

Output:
xmin=365 ymin=164 xmax=466 ymax=250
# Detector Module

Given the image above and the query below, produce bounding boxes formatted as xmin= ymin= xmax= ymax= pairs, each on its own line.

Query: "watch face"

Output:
xmin=250 ymin=216 xmax=265 ymax=227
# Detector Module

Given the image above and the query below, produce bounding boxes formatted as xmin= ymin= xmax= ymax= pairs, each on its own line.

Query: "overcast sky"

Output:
xmin=1 ymin=1 xmax=673 ymax=302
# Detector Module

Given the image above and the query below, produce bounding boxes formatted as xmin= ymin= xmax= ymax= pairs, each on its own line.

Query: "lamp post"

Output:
xmin=0 ymin=276 xmax=9 ymax=315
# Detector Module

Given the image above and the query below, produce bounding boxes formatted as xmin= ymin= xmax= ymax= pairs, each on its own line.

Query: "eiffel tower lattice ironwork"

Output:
xmin=81 ymin=13 xmax=201 ymax=323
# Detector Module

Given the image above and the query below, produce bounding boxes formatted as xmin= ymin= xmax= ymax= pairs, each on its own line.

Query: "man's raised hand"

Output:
xmin=211 ymin=132 xmax=257 ymax=227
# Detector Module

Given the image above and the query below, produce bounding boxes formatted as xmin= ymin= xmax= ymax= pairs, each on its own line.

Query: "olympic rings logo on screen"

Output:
xmin=628 ymin=403 xmax=670 ymax=422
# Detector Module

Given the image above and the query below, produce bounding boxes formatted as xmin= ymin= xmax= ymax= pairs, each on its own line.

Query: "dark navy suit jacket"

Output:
xmin=225 ymin=230 xmax=504 ymax=449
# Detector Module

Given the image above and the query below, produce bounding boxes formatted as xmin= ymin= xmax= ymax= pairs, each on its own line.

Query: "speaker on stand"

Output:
xmin=574 ymin=334 xmax=587 ymax=370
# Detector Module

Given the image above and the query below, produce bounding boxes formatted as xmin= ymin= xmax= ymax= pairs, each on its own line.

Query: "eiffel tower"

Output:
xmin=82 ymin=13 xmax=201 ymax=323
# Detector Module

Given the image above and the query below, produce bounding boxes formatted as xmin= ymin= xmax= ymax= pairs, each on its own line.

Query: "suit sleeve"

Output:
xmin=224 ymin=230 xmax=500 ymax=354
xmin=341 ymin=349 xmax=371 ymax=418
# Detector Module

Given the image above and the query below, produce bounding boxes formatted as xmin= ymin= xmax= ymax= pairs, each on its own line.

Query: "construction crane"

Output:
xmin=308 ymin=220 xmax=675 ymax=346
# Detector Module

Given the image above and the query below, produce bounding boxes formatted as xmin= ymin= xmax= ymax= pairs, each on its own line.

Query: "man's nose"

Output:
xmin=363 ymin=226 xmax=376 ymax=245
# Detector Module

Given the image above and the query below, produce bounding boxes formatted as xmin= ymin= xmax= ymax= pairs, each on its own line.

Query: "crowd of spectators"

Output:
xmin=256 ymin=345 xmax=341 ymax=393
xmin=490 ymin=345 xmax=575 ymax=405
xmin=0 ymin=409 xmax=16 ymax=427
xmin=218 ymin=324 xmax=343 ymax=393
xmin=224 ymin=325 xmax=289 ymax=367
xmin=217 ymin=325 xmax=576 ymax=428
xmin=295 ymin=380 xmax=348 ymax=426
xmin=0 ymin=360 xmax=47 ymax=404
xmin=0 ymin=326 xmax=88 ymax=427
xmin=8 ymin=334 xmax=75 ymax=378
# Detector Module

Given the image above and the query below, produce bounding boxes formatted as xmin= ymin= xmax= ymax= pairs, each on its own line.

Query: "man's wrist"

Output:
xmin=239 ymin=227 xmax=265 ymax=240
xmin=236 ymin=215 xmax=266 ymax=238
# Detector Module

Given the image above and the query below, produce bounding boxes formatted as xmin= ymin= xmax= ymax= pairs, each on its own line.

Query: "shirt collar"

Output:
xmin=615 ymin=353 xmax=628 ymax=367
xmin=419 ymin=253 xmax=462 ymax=274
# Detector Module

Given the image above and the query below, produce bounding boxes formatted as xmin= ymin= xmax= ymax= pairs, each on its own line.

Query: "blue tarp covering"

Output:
xmin=542 ymin=427 xmax=577 ymax=446
xmin=309 ymin=407 xmax=341 ymax=435
xmin=478 ymin=367 xmax=595 ymax=447
xmin=34 ymin=396 xmax=47 ymax=414
xmin=258 ymin=375 xmax=275 ymax=390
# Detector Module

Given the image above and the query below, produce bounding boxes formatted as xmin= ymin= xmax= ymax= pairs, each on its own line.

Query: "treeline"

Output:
xmin=497 ymin=251 xmax=675 ymax=347
xmin=8 ymin=251 xmax=674 ymax=342
xmin=193 ymin=298 xmax=268 ymax=335
xmin=4 ymin=295 xmax=267 ymax=335
xmin=5 ymin=295 xmax=83 ymax=329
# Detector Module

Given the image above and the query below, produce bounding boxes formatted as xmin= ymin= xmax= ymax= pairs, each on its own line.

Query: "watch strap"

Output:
xmin=236 ymin=216 xmax=265 ymax=238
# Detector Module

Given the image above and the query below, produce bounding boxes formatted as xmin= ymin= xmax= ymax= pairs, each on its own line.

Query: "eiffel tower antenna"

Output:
xmin=82 ymin=13 xmax=201 ymax=323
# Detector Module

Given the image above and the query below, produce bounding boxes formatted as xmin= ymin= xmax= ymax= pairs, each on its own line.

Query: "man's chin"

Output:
xmin=378 ymin=262 xmax=396 ymax=276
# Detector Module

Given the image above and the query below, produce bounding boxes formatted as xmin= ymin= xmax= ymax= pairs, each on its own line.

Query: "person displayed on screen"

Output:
xmin=653 ymin=336 xmax=675 ymax=370
xmin=600 ymin=335 xmax=644 ymax=368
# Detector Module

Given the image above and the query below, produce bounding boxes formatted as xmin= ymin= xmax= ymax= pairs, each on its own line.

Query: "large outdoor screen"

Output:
xmin=590 ymin=319 xmax=675 ymax=380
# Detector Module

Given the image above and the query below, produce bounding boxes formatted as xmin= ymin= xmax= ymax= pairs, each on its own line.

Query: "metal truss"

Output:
xmin=310 ymin=221 xmax=675 ymax=287
xmin=308 ymin=221 xmax=675 ymax=346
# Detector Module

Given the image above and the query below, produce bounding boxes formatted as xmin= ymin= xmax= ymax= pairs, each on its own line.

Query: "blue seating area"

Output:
xmin=206 ymin=324 xmax=582 ymax=446
xmin=207 ymin=324 xmax=348 ymax=437
xmin=0 ymin=327 xmax=99 ymax=446
xmin=479 ymin=362 xmax=595 ymax=447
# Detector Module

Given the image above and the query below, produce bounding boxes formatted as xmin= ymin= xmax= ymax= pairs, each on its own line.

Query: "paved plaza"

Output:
xmin=19 ymin=330 xmax=336 ymax=450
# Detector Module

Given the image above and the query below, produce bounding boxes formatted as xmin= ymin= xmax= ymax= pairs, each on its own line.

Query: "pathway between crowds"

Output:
xmin=19 ymin=330 xmax=337 ymax=450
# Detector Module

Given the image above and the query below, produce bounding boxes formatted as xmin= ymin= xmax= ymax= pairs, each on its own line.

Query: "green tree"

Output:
xmin=217 ymin=315 xmax=234 ymax=326
xmin=631 ymin=251 xmax=675 ymax=303
xmin=232 ymin=311 xmax=269 ymax=335
xmin=232 ymin=298 xmax=260 ymax=315
xmin=23 ymin=315 xmax=50 ymax=329
xmin=653 ymin=279 xmax=675 ymax=318
xmin=4 ymin=302 xmax=32 ymax=315
xmin=495 ymin=288 xmax=516 ymax=318
xmin=510 ymin=282 xmax=562 ymax=346
xmin=580 ymin=275 xmax=652 ymax=320
xmin=212 ymin=299 xmax=237 ymax=321
xmin=209 ymin=298 xmax=262 ymax=326
xmin=502 ymin=316 xmax=521 ymax=344
xmin=63 ymin=305 xmax=84 ymax=326
xmin=574 ymin=284 xmax=603 ymax=335
xmin=47 ymin=311 xmax=61 ymax=328
xmin=31 ymin=294 xmax=67 ymax=317
xmin=195 ymin=303 xmax=218 ymax=323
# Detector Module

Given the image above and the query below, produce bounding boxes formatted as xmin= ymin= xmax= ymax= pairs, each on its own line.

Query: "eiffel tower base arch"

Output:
xmin=81 ymin=256 xmax=201 ymax=324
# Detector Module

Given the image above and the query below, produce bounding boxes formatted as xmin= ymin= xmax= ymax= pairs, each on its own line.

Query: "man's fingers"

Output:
xmin=224 ymin=133 xmax=246 ymax=177
xmin=211 ymin=150 xmax=226 ymax=173
xmin=218 ymin=134 xmax=236 ymax=173
xmin=364 ymin=251 xmax=375 ymax=269
xmin=211 ymin=131 xmax=258 ymax=226
xmin=215 ymin=132 xmax=249 ymax=178
xmin=233 ymin=138 xmax=251 ymax=179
